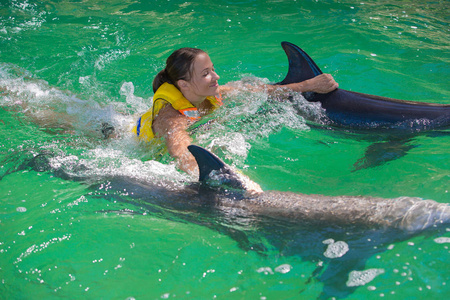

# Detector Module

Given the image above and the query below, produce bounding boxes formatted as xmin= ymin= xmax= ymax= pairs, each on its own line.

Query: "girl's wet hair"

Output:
xmin=153 ymin=47 xmax=206 ymax=93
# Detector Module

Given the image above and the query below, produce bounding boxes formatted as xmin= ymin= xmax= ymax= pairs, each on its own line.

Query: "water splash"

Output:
xmin=193 ymin=78 xmax=321 ymax=168
xmin=0 ymin=0 xmax=47 ymax=38
xmin=0 ymin=63 xmax=133 ymax=138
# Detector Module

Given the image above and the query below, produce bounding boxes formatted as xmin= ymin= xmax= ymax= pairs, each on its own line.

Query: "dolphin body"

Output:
xmin=9 ymin=145 xmax=449 ymax=233
xmin=6 ymin=146 xmax=449 ymax=298
xmin=186 ymin=145 xmax=449 ymax=233
xmin=277 ymin=42 xmax=450 ymax=130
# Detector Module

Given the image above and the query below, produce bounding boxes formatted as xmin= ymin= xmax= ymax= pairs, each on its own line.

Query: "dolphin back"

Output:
xmin=276 ymin=41 xmax=450 ymax=129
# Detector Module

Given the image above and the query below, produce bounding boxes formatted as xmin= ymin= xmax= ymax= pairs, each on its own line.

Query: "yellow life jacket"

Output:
xmin=133 ymin=82 xmax=223 ymax=141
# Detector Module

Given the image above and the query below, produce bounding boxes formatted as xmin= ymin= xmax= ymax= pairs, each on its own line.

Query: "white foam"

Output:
xmin=434 ymin=237 xmax=450 ymax=244
xmin=274 ymin=264 xmax=292 ymax=274
xmin=323 ymin=239 xmax=350 ymax=258
xmin=256 ymin=267 xmax=274 ymax=275
xmin=346 ymin=268 xmax=385 ymax=287
xmin=16 ymin=207 xmax=27 ymax=212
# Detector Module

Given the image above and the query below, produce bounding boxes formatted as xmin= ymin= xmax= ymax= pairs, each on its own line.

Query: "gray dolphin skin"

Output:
xmin=187 ymin=145 xmax=449 ymax=233
xmin=278 ymin=42 xmax=450 ymax=130
xmin=10 ymin=146 xmax=449 ymax=234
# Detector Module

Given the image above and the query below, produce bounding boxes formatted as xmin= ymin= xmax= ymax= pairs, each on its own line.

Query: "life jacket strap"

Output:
xmin=179 ymin=107 xmax=201 ymax=120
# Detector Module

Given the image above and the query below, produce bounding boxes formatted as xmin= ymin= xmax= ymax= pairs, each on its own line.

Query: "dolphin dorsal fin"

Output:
xmin=187 ymin=145 xmax=226 ymax=181
xmin=188 ymin=145 xmax=263 ymax=193
xmin=277 ymin=41 xmax=323 ymax=85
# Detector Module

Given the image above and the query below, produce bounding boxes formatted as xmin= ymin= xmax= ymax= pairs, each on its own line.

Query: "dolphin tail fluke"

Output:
xmin=277 ymin=41 xmax=323 ymax=85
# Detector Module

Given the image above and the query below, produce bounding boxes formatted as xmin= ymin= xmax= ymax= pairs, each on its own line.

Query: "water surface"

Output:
xmin=1 ymin=0 xmax=449 ymax=299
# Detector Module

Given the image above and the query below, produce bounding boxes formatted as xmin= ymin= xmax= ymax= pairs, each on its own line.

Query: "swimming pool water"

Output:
xmin=1 ymin=0 xmax=449 ymax=299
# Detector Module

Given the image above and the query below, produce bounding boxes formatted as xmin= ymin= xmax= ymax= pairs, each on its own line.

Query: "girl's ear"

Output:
xmin=177 ymin=79 xmax=189 ymax=89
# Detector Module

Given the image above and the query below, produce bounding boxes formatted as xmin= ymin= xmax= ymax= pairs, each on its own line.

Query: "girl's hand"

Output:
xmin=286 ymin=74 xmax=339 ymax=94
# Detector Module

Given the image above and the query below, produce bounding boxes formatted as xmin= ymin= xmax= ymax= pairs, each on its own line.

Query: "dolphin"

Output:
xmin=6 ymin=145 xmax=449 ymax=233
xmin=6 ymin=146 xmax=449 ymax=298
xmin=277 ymin=41 xmax=450 ymax=130
xmin=187 ymin=145 xmax=449 ymax=233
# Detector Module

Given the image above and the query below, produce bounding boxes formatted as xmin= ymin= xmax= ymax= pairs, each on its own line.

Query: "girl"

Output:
xmin=134 ymin=47 xmax=338 ymax=176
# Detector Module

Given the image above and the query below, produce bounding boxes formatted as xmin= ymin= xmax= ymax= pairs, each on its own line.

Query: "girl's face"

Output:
xmin=181 ymin=53 xmax=220 ymax=105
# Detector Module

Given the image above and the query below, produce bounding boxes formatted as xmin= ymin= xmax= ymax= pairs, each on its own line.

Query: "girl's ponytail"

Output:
xmin=152 ymin=68 xmax=171 ymax=93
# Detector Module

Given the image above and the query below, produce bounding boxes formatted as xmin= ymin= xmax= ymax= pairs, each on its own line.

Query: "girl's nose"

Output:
xmin=213 ymin=71 xmax=220 ymax=81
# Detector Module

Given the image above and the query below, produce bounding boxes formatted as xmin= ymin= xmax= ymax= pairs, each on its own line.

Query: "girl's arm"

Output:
xmin=152 ymin=105 xmax=199 ymax=176
xmin=272 ymin=73 xmax=339 ymax=94
xmin=219 ymin=73 xmax=338 ymax=95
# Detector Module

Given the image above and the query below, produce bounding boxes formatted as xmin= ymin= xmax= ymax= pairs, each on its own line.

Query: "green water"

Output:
xmin=1 ymin=0 xmax=449 ymax=299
